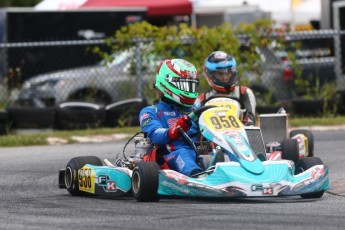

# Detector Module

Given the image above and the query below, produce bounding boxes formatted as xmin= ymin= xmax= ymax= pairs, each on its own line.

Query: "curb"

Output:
xmin=327 ymin=179 xmax=345 ymax=197
xmin=290 ymin=125 xmax=345 ymax=131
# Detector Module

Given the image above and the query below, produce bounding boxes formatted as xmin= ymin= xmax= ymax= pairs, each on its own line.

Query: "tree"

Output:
xmin=0 ymin=0 xmax=41 ymax=7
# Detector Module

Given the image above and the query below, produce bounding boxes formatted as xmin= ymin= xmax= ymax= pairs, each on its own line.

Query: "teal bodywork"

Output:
xmin=158 ymin=161 xmax=330 ymax=197
xmin=88 ymin=165 xmax=132 ymax=197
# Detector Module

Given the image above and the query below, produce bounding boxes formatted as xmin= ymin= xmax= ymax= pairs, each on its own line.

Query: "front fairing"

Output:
xmin=158 ymin=161 xmax=330 ymax=197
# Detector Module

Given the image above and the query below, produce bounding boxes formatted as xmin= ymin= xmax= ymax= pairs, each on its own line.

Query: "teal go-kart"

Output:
xmin=58 ymin=102 xmax=330 ymax=202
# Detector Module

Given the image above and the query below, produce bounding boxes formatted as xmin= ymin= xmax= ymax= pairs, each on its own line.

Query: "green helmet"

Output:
xmin=155 ymin=59 xmax=199 ymax=107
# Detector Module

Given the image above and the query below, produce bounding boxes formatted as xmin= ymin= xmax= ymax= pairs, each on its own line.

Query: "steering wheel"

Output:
xmin=175 ymin=105 xmax=216 ymax=155
xmin=189 ymin=105 xmax=216 ymax=122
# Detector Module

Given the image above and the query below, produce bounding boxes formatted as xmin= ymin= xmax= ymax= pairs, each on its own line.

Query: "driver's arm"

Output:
xmin=139 ymin=107 xmax=171 ymax=145
xmin=242 ymin=88 xmax=256 ymax=125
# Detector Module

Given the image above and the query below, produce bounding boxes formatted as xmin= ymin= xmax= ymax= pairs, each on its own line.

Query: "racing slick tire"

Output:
xmin=290 ymin=129 xmax=314 ymax=157
xmin=281 ymin=139 xmax=299 ymax=164
xmin=295 ymin=157 xmax=325 ymax=199
xmin=65 ymin=156 xmax=103 ymax=196
xmin=132 ymin=161 xmax=160 ymax=202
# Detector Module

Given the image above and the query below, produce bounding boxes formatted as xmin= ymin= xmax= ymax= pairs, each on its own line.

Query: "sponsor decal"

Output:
xmin=168 ymin=76 xmax=180 ymax=82
xmin=165 ymin=171 xmax=189 ymax=185
xmin=251 ymin=184 xmax=274 ymax=195
xmin=263 ymin=187 xmax=273 ymax=195
xmin=214 ymin=51 xmax=227 ymax=59
xmin=163 ymin=111 xmax=176 ymax=116
xmin=168 ymin=118 xmax=178 ymax=126
xmin=215 ymin=112 xmax=227 ymax=116
xmin=176 ymin=155 xmax=185 ymax=171
xmin=98 ymin=175 xmax=107 ymax=185
xmin=140 ymin=113 xmax=149 ymax=123
xmin=180 ymin=111 xmax=190 ymax=115
xmin=106 ymin=181 xmax=117 ymax=191
xmin=311 ymin=166 xmax=325 ymax=181
xmin=251 ymin=184 xmax=263 ymax=191
xmin=154 ymin=128 xmax=167 ymax=134
xmin=224 ymin=131 xmax=240 ymax=139
xmin=142 ymin=118 xmax=152 ymax=127
xmin=97 ymin=175 xmax=118 ymax=192
xmin=186 ymin=71 xmax=197 ymax=79
xmin=161 ymin=180 xmax=190 ymax=194
xmin=213 ymin=134 xmax=223 ymax=143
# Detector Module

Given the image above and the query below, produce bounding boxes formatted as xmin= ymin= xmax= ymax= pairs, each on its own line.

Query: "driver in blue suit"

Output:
xmin=139 ymin=59 xmax=203 ymax=177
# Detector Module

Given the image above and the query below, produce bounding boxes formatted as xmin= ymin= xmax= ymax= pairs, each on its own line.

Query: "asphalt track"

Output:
xmin=0 ymin=130 xmax=345 ymax=230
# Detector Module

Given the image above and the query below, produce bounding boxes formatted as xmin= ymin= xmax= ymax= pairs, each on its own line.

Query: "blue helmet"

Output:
xmin=205 ymin=51 xmax=237 ymax=92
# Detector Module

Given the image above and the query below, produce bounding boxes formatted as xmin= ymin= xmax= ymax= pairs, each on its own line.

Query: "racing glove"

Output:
xmin=167 ymin=115 xmax=192 ymax=141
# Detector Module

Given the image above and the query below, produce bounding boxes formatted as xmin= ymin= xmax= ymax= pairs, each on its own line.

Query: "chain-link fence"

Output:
xmin=253 ymin=30 xmax=345 ymax=108
xmin=0 ymin=39 xmax=157 ymax=109
xmin=0 ymin=30 xmax=344 ymax=110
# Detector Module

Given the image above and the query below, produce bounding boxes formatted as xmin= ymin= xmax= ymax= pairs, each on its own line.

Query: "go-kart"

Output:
xmin=58 ymin=100 xmax=330 ymax=202
xmin=203 ymin=95 xmax=314 ymax=164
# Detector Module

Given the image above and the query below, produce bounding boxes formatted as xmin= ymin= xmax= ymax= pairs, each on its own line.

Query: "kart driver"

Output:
xmin=194 ymin=51 xmax=256 ymax=126
xmin=139 ymin=59 xmax=203 ymax=177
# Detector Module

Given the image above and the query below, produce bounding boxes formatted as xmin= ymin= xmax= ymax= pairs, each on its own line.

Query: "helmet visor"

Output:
xmin=211 ymin=68 xmax=234 ymax=82
xmin=169 ymin=78 xmax=199 ymax=93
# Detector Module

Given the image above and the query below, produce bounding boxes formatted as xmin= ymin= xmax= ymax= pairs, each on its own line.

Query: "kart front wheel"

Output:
xmin=281 ymin=139 xmax=299 ymax=164
xmin=290 ymin=129 xmax=314 ymax=157
xmin=132 ymin=161 xmax=160 ymax=202
xmin=295 ymin=157 xmax=325 ymax=199
xmin=65 ymin=156 xmax=102 ymax=196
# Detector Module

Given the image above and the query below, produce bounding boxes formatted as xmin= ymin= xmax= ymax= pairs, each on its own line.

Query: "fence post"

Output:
xmin=134 ymin=38 xmax=142 ymax=99
xmin=333 ymin=32 xmax=345 ymax=89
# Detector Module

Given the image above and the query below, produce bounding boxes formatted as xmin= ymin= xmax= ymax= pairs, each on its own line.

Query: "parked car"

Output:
xmin=247 ymin=31 xmax=339 ymax=110
xmin=9 ymin=49 xmax=156 ymax=108
xmin=273 ymin=31 xmax=337 ymax=97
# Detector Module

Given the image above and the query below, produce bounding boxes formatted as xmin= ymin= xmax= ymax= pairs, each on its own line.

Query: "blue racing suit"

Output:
xmin=139 ymin=100 xmax=202 ymax=176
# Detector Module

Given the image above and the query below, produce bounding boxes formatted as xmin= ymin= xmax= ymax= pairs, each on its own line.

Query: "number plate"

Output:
xmin=201 ymin=107 xmax=243 ymax=132
xmin=78 ymin=165 xmax=96 ymax=194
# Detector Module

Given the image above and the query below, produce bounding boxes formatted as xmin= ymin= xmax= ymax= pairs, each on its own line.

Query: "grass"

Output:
xmin=0 ymin=127 xmax=141 ymax=147
xmin=288 ymin=115 xmax=345 ymax=127
xmin=0 ymin=116 xmax=344 ymax=148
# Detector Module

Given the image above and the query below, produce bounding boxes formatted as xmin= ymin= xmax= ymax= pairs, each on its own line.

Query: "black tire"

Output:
xmin=7 ymin=107 xmax=55 ymax=128
xmin=104 ymin=98 xmax=147 ymax=127
xmin=0 ymin=111 xmax=8 ymax=135
xmin=290 ymin=129 xmax=314 ymax=157
xmin=65 ymin=156 xmax=102 ymax=196
xmin=281 ymin=139 xmax=299 ymax=164
xmin=67 ymin=89 xmax=112 ymax=106
xmin=55 ymin=102 xmax=106 ymax=130
xmin=132 ymin=161 xmax=160 ymax=202
xmin=295 ymin=157 xmax=325 ymax=199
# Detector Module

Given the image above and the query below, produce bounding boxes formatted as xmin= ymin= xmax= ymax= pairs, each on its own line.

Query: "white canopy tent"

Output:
xmin=193 ymin=0 xmax=321 ymax=25
xmin=35 ymin=0 xmax=321 ymax=29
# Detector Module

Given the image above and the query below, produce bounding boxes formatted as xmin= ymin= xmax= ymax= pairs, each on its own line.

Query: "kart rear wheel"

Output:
xmin=281 ymin=139 xmax=299 ymax=164
xmin=65 ymin=156 xmax=102 ymax=196
xmin=295 ymin=157 xmax=325 ymax=199
xmin=132 ymin=161 xmax=160 ymax=202
xmin=290 ymin=129 xmax=314 ymax=157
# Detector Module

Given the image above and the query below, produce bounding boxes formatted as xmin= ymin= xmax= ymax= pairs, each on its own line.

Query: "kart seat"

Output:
xmin=143 ymin=145 xmax=169 ymax=169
